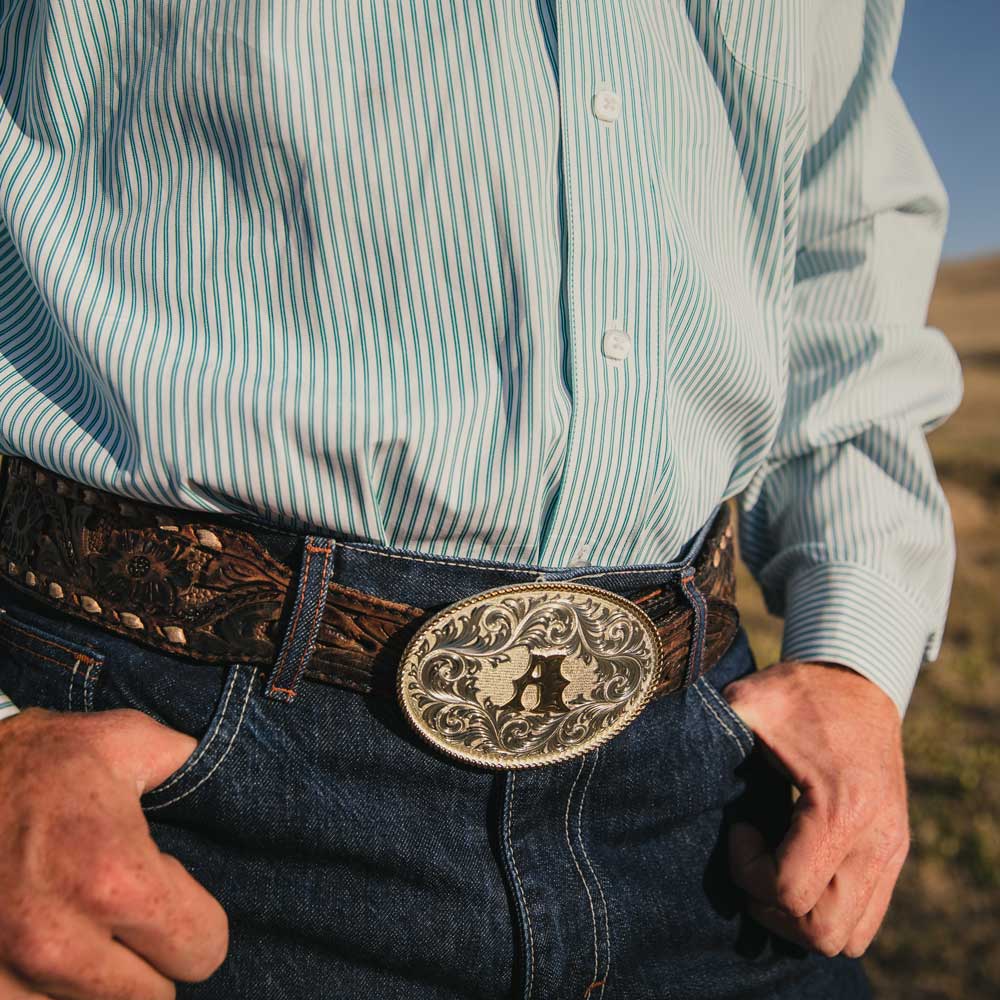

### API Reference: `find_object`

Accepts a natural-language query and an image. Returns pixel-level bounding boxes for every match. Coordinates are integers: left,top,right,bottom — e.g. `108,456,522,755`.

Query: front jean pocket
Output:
694,674,756,767
88,651,259,813
0,595,259,809
0,603,106,713
140,663,257,812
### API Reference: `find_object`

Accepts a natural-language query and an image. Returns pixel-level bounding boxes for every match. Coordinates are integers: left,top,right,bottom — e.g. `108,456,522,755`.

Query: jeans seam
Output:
0,615,101,666
699,676,755,747
565,757,600,991
335,544,701,579
337,542,533,574
505,773,535,1000
0,633,87,672
578,750,610,998
695,678,753,755
67,657,82,711
145,668,254,811
82,659,99,713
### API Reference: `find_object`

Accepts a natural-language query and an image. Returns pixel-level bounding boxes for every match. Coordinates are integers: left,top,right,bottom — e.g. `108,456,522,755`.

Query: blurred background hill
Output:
736,251,1000,999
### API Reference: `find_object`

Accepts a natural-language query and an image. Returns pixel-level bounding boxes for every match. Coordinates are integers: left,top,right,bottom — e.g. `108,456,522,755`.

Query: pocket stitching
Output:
145,665,242,797
695,677,754,757
716,0,803,91
0,607,105,720
68,657,84,712
82,658,101,713
0,607,104,671
0,631,91,674
0,615,101,668
144,667,254,812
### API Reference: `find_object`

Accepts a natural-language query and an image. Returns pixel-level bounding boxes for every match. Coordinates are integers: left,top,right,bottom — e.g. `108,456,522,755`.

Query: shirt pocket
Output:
715,0,811,93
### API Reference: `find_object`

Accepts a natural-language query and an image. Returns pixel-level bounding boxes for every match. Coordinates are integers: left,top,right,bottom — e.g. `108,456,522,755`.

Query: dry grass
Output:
735,253,1000,998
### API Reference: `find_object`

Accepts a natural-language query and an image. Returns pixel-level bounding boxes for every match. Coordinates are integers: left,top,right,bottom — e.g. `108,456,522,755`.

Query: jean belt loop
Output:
678,564,707,689
264,535,337,702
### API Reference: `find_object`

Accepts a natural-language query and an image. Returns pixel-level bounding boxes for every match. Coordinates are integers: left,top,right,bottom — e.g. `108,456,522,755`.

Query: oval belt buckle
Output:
397,582,662,769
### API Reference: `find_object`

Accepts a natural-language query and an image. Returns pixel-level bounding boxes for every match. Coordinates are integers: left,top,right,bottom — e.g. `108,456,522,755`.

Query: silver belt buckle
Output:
397,582,662,769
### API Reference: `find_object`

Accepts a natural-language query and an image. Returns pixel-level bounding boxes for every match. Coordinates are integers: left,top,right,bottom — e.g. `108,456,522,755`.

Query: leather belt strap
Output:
0,458,740,701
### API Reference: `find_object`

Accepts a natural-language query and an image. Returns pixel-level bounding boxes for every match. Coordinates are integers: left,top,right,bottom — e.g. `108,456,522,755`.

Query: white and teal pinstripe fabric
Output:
0,690,16,721
0,0,962,714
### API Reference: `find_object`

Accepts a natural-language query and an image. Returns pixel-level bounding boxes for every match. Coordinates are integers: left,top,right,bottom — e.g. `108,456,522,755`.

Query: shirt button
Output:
602,322,631,362
568,545,591,567
592,85,622,125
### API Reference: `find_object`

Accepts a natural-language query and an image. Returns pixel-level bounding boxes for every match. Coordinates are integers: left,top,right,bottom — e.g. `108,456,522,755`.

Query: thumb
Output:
729,820,780,904
86,708,198,794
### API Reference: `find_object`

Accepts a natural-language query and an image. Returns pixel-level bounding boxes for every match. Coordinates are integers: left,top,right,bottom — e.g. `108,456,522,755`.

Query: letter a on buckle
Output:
397,583,662,769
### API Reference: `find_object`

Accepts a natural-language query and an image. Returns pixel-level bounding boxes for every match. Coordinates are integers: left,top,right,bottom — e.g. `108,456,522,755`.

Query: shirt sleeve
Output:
737,0,963,717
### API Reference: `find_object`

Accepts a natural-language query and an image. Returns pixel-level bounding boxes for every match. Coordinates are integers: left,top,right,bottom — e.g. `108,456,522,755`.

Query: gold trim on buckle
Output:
397,582,661,769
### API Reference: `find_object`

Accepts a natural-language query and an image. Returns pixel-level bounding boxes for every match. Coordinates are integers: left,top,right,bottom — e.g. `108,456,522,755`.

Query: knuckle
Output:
815,936,846,959
174,938,228,983
9,920,71,982
198,908,230,977
875,816,910,865
886,813,908,846
841,785,874,831
872,828,897,864
843,936,871,959
162,891,229,980
775,879,811,918
896,821,912,856
721,678,746,706
81,853,145,917
810,925,849,958
803,913,849,958
184,937,229,982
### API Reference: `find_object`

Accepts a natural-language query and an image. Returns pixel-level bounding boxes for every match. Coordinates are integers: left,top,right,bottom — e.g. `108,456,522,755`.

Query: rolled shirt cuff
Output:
780,562,939,718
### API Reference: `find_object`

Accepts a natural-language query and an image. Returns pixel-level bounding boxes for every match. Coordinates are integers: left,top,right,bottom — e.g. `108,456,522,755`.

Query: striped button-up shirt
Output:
0,0,962,716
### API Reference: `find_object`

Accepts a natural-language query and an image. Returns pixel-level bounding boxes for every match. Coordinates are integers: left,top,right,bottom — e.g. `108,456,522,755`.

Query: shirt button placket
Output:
592,82,622,125
602,319,631,364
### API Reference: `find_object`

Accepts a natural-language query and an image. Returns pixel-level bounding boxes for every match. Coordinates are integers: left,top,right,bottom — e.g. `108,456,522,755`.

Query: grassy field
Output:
735,253,1000,998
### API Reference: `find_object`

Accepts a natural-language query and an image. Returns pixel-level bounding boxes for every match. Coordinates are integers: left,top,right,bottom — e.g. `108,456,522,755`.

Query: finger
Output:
770,789,855,916
730,823,871,955
744,899,814,951
111,853,229,983
10,915,174,1000
0,965,49,999
88,709,198,793
729,821,780,903
778,873,869,957
746,831,905,958
750,868,878,958
844,838,909,958
786,830,893,954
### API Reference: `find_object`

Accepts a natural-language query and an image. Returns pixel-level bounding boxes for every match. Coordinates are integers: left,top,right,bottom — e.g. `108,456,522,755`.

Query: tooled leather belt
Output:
0,457,740,768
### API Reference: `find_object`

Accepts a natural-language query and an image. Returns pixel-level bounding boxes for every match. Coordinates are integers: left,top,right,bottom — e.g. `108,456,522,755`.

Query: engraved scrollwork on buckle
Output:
397,583,662,769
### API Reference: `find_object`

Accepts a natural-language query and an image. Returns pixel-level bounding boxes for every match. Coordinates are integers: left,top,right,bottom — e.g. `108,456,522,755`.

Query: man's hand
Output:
721,660,909,958
0,707,229,999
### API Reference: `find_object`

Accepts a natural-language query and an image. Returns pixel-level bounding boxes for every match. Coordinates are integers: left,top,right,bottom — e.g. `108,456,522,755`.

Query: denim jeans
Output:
0,514,871,999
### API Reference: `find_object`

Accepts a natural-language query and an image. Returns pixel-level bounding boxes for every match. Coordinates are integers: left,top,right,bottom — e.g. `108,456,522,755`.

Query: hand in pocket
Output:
0,707,229,998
